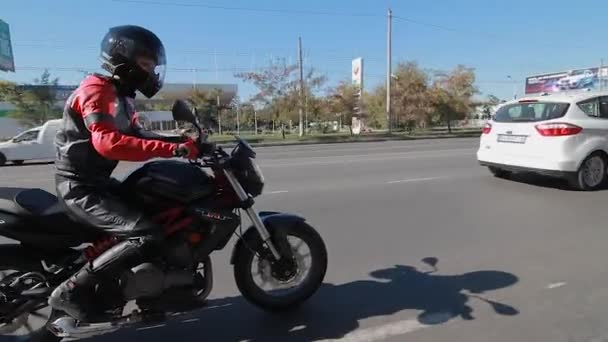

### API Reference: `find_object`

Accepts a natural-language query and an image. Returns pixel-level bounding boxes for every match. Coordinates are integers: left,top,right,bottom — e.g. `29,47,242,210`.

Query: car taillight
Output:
535,122,582,136
482,123,492,134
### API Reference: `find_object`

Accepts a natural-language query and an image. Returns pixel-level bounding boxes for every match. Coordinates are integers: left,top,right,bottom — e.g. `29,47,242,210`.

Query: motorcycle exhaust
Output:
49,308,184,339
48,316,122,339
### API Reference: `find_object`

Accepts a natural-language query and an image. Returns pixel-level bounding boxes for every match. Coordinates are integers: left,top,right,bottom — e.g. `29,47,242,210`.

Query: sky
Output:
1,0,608,102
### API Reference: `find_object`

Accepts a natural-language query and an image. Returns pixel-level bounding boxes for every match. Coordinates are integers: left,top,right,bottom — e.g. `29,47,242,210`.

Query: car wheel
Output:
0,153,6,166
488,166,511,179
570,152,608,191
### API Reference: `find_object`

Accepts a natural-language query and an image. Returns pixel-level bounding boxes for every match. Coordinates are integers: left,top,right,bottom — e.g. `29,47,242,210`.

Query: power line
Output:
112,0,581,50
111,0,382,18
9,65,517,85
13,43,384,64
392,15,584,50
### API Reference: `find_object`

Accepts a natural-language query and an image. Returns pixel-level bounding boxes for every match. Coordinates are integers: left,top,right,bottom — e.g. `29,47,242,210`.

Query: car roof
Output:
505,90,608,105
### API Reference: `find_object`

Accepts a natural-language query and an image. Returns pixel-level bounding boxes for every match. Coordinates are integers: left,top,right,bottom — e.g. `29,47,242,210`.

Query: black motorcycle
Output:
0,100,328,341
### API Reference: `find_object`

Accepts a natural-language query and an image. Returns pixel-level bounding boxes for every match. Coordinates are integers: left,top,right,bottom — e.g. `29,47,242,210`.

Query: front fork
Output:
223,170,282,260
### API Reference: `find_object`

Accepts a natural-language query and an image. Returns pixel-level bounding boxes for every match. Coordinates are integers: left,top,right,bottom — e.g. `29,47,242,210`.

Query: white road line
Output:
318,312,452,342
546,282,566,289
181,318,200,323
386,177,446,184
136,324,166,331
268,190,289,194
289,325,306,332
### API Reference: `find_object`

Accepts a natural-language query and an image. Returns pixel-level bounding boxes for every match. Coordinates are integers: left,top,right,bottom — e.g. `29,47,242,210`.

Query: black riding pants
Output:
55,174,159,237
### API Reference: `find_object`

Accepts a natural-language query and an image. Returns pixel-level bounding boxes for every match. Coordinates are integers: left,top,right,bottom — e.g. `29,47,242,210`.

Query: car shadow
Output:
500,172,576,191
0,161,53,168
501,172,608,191
90,259,519,342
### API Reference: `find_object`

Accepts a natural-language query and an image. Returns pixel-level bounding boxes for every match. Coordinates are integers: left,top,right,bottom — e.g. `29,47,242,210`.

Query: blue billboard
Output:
0,19,14,72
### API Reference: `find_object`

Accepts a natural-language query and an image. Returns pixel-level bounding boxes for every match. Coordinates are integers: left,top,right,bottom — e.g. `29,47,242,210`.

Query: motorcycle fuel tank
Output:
122,160,215,205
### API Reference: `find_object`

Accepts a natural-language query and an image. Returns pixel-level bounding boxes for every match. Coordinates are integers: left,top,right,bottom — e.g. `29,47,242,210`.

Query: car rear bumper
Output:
477,148,579,171
478,161,576,178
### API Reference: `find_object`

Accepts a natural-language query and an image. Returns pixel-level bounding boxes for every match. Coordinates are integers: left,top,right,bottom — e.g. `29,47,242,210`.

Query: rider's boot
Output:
48,238,149,322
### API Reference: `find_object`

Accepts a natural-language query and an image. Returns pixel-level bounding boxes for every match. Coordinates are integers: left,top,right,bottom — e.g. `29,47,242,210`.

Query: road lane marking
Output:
318,312,452,342
268,190,289,194
181,318,200,323
136,324,166,331
546,282,566,289
386,177,446,184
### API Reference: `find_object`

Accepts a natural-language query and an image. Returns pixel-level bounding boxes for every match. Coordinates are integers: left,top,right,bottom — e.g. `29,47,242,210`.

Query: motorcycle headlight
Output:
251,159,265,184
236,158,265,197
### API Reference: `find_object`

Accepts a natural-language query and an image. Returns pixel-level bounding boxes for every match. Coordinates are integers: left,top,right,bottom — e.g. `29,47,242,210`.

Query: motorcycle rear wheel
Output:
233,222,327,312
0,247,59,342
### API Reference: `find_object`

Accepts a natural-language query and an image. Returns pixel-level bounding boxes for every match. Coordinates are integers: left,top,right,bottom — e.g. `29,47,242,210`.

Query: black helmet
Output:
100,25,166,98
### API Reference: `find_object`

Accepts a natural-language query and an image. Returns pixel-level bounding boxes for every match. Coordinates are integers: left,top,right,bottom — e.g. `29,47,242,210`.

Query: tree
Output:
326,80,359,135
391,62,433,130
187,88,224,130
238,101,257,131
0,70,61,127
481,94,501,119
363,86,387,129
235,58,326,136
430,65,478,133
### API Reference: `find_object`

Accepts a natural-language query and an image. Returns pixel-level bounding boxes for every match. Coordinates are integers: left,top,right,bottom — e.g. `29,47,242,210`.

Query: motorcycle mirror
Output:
421,257,438,269
172,100,197,124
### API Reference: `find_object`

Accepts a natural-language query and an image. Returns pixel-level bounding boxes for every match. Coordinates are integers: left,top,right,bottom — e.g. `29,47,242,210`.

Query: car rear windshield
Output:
494,102,570,123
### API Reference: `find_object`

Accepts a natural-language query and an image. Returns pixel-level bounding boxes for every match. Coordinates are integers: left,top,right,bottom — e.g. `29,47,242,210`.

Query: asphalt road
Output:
3,138,608,342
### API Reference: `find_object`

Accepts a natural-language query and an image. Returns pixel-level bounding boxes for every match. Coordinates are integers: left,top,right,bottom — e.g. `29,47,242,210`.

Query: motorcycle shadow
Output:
90,259,519,342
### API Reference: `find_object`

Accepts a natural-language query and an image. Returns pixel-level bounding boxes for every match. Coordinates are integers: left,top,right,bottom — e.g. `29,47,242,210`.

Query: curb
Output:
217,132,481,148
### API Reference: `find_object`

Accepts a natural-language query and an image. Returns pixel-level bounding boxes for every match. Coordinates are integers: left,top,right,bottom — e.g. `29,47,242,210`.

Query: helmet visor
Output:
135,49,166,97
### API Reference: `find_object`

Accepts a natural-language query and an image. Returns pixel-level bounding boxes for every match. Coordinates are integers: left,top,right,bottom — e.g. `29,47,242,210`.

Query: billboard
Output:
525,67,608,94
0,20,14,72
351,57,363,90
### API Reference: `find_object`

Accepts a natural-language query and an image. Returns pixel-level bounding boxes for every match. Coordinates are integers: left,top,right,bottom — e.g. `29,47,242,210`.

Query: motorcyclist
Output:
49,25,213,322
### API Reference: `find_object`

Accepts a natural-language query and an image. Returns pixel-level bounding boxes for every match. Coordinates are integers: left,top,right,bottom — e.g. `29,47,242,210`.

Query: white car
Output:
0,119,61,166
477,91,608,190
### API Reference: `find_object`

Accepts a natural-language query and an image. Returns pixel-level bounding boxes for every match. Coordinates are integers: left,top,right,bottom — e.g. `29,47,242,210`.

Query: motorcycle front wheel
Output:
233,222,328,312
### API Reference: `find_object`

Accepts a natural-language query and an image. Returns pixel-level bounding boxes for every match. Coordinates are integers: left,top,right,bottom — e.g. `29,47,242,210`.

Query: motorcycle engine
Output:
120,234,203,301
121,263,194,301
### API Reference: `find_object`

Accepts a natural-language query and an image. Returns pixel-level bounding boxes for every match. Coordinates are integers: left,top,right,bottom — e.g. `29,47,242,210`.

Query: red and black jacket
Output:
55,74,177,182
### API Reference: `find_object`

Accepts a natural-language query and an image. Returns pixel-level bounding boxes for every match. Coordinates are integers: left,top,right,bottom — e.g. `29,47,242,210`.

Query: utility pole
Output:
305,95,309,135
254,109,258,135
386,8,392,134
236,103,240,136
298,36,305,137
216,95,222,135
601,59,605,92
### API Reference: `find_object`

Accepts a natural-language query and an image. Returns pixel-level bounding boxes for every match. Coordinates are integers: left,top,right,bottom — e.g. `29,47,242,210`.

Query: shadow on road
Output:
94,259,519,342
0,161,53,168
495,172,582,191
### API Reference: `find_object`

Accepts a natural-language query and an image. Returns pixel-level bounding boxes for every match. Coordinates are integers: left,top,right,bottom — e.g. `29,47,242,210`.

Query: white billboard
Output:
352,57,363,90
525,66,608,94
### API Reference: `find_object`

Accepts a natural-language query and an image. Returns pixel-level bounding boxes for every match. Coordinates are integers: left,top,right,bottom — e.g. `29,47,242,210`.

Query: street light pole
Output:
386,8,393,133
507,75,516,99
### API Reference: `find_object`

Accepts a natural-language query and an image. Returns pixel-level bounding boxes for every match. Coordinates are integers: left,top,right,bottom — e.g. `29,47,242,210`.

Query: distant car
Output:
0,119,61,166
557,70,596,89
477,91,608,190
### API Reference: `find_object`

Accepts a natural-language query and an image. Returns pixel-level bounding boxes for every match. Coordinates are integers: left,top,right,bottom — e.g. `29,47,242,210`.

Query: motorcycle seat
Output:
0,188,103,247
0,187,65,217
